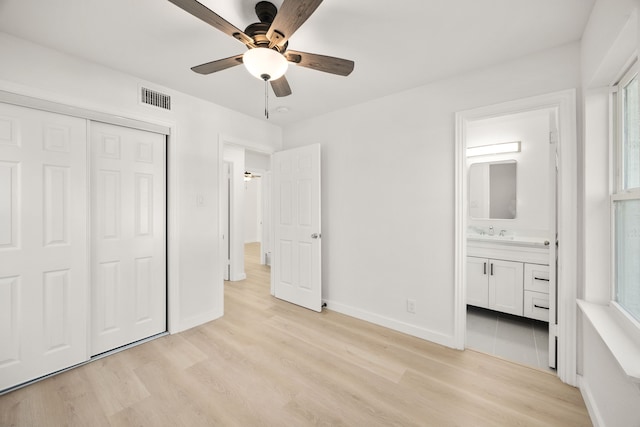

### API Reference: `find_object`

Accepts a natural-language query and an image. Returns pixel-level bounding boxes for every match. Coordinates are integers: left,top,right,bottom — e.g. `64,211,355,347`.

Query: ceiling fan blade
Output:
168,0,254,46
266,0,323,49
285,50,354,76
191,54,244,75
270,76,292,97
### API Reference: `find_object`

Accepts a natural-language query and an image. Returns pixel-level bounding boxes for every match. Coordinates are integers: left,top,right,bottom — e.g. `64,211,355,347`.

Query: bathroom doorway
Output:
464,108,556,371
454,90,578,385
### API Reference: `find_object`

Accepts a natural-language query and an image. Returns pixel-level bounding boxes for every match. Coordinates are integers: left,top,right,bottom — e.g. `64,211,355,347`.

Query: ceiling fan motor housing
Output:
245,2,287,52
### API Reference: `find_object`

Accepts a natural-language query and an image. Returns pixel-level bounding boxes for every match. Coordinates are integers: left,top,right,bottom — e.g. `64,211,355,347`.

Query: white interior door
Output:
0,103,88,390
272,144,322,312
90,122,166,356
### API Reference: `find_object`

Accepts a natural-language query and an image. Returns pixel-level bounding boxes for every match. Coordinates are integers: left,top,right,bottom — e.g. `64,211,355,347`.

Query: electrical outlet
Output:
407,299,416,314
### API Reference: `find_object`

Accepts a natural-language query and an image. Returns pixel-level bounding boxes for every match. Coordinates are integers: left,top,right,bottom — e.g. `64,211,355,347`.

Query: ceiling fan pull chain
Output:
264,79,269,119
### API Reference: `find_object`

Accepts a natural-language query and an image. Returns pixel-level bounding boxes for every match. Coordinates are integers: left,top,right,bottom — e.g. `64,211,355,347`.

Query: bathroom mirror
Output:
468,160,517,219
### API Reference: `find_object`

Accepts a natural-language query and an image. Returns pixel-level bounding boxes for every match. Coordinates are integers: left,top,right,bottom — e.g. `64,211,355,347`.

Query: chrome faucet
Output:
488,226,494,236
499,229,506,237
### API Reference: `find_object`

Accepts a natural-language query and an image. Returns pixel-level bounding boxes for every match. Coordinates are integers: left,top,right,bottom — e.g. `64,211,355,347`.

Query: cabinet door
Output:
467,257,489,308
488,259,524,316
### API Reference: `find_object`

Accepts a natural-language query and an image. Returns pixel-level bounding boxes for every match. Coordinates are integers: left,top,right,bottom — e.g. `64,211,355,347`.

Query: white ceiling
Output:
0,0,595,126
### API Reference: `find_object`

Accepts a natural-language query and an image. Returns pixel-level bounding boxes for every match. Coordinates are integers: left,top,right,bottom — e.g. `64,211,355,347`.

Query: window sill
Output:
578,300,640,383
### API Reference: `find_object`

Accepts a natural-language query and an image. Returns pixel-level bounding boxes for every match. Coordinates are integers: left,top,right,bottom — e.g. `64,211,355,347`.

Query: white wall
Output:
244,178,261,243
244,150,269,245
580,1,640,425
245,150,271,171
283,42,581,346
467,109,552,236
0,32,282,331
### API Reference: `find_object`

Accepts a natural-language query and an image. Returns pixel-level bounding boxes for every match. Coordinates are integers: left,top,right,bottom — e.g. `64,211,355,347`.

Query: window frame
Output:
611,59,640,330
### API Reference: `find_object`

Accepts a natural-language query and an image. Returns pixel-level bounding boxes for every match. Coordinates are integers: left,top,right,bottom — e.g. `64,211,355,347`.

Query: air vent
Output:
140,87,171,110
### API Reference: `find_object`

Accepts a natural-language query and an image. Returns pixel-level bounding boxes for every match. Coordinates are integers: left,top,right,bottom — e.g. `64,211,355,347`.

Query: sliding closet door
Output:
90,122,166,356
0,103,88,391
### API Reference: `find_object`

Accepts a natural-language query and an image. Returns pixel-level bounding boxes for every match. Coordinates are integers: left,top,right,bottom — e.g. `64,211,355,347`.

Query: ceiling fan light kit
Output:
168,0,354,118
243,47,288,81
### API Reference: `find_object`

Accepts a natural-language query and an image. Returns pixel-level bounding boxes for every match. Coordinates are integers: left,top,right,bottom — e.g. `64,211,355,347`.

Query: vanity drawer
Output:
524,263,549,293
524,290,549,322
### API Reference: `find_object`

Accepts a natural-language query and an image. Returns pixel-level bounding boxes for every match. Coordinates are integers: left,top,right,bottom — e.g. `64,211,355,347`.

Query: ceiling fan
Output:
168,0,355,99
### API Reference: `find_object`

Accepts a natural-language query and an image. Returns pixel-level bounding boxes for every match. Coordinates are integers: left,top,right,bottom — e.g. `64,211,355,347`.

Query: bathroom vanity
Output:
467,235,550,322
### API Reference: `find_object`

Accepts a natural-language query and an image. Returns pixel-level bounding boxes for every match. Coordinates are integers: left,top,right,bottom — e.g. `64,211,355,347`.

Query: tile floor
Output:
466,305,554,372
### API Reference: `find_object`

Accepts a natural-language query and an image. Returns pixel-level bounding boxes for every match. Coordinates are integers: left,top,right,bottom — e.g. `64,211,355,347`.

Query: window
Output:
613,62,640,323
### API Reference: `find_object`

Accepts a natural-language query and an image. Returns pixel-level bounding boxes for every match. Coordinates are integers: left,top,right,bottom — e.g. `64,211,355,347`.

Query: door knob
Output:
311,233,321,239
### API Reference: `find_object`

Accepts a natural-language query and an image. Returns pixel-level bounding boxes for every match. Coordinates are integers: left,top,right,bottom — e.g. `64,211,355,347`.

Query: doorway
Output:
222,144,272,284
219,140,323,313
454,90,578,386
464,108,556,371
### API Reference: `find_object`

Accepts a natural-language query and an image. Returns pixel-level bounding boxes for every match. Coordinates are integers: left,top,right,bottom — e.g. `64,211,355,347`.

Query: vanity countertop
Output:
466,234,550,248
467,234,550,264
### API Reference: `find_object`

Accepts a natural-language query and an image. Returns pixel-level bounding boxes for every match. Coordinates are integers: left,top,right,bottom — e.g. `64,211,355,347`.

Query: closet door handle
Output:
483,262,487,275
490,263,494,276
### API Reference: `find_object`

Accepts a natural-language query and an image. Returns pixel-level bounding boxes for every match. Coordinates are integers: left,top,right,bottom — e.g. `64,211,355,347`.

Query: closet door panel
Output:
0,103,87,391
90,122,166,356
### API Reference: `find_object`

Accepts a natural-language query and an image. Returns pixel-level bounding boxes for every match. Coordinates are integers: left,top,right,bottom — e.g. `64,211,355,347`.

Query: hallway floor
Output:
466,305,553,372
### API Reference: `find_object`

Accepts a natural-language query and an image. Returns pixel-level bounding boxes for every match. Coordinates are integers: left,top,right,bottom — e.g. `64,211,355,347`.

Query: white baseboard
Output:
177,309,222,333
578,374,603,427
325,300,456,349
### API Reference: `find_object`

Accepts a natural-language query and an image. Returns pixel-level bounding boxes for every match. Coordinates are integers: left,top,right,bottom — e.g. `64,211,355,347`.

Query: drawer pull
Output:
534,277,550,282
534,304,549,310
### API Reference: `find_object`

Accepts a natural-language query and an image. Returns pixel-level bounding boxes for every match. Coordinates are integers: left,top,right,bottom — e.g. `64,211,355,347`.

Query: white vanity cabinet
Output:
467,238,550,320
467,257,524,316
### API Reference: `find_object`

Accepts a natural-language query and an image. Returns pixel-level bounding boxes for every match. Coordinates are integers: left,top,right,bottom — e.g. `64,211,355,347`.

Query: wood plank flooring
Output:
0,243,592,426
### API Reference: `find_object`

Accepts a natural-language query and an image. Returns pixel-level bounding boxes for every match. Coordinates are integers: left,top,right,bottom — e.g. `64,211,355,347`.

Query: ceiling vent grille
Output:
140,87,171,110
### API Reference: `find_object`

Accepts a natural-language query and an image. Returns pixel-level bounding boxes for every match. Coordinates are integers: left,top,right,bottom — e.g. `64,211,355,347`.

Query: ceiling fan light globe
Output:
243,47,288,81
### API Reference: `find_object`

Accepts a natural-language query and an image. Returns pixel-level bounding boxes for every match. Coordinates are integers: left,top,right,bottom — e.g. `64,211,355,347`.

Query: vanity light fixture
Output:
466,141,521,157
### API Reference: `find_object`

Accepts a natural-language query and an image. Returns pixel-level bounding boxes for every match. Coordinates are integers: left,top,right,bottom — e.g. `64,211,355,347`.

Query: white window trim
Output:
611,61,640,324
579,59,640,384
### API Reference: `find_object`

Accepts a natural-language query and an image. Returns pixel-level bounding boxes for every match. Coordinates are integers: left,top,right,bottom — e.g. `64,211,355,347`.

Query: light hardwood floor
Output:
0,243,592,426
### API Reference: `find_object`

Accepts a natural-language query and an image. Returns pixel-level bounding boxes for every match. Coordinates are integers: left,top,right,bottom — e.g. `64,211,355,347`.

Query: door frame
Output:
454,89,577,386
0,89,181,335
